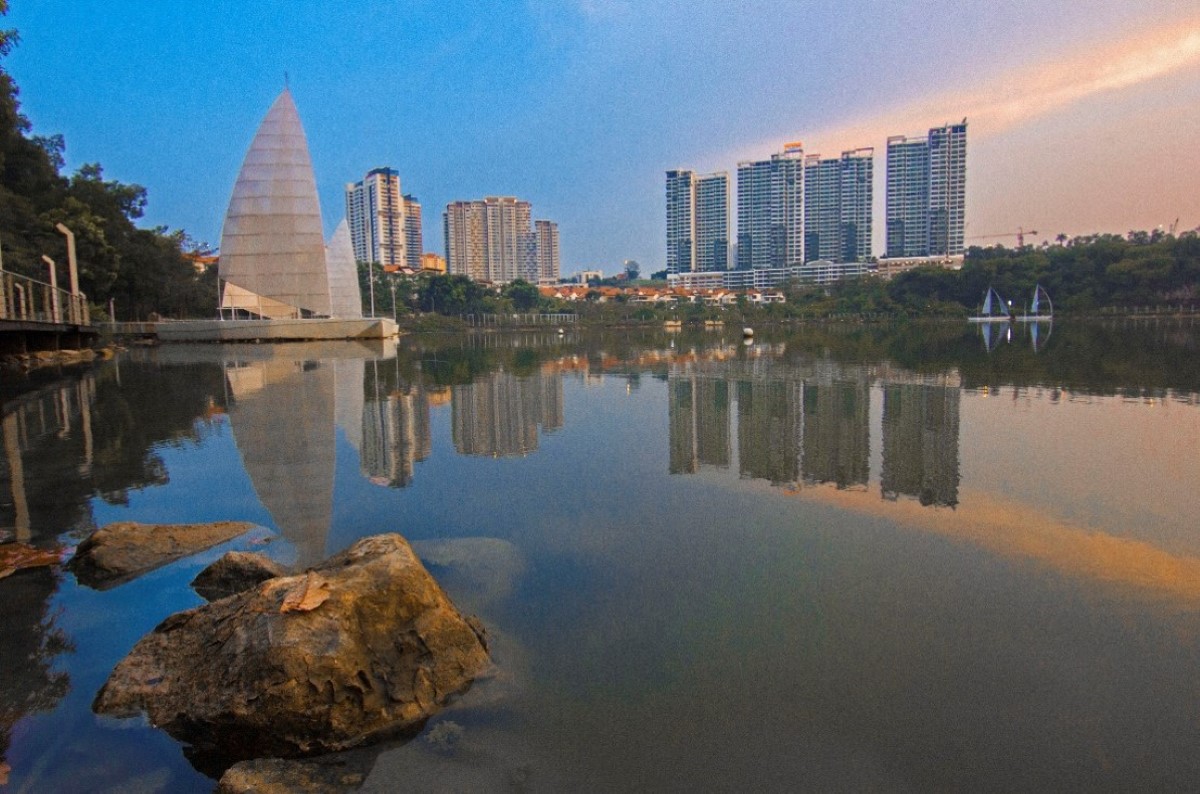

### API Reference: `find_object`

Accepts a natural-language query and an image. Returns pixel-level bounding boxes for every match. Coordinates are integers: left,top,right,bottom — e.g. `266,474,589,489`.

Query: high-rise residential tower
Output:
804,148,874,263
484,197,532,283
885,121,966,258
802,154,839,263
665,170,695,276
534,219,560,283
443,197,542,283
345,168,406,266
443,201,488,281
928,122,967,256
839,148,874,263
737,143,804,270
694,172,730,272
402,194,423,270
665,170,730,274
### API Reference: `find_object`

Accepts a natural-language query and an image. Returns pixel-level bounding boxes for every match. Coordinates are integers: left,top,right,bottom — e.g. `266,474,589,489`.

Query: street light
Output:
40,255,60,322
367,261,376,317
55,223,80,296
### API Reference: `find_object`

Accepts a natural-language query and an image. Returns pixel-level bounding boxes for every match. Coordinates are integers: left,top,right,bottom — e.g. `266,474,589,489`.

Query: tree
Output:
502,279,541,311
418,274,489,315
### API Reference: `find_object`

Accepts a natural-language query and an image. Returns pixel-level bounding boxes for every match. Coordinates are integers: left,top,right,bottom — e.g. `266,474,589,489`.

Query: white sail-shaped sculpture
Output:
219,89,331,319
326,219,363,319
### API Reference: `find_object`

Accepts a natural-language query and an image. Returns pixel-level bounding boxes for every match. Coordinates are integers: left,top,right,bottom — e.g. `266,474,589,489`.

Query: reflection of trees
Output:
0,567,71,770
773,321,1200,398
1,360,227,543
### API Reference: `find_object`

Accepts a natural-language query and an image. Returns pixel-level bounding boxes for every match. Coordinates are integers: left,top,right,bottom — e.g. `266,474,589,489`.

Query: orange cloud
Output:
728,17,1200,161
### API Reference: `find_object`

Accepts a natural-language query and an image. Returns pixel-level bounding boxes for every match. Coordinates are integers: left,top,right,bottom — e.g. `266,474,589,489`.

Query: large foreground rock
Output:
93,534,491,759
67,521,257,589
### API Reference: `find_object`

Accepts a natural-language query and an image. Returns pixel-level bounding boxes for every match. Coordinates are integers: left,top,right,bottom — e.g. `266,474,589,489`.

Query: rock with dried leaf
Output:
68,521,257,589
92,534,490,759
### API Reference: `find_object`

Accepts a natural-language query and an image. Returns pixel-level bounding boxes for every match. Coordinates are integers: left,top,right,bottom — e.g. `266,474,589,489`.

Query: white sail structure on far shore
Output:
218,88,334,319
326,219,363,319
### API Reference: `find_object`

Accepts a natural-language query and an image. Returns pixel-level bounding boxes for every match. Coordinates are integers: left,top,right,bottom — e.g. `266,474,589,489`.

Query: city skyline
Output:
6,2,1199,275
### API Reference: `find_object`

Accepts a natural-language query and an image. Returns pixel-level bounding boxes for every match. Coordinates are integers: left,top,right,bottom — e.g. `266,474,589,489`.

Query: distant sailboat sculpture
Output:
968,286,1011,323
1017,284,1053,322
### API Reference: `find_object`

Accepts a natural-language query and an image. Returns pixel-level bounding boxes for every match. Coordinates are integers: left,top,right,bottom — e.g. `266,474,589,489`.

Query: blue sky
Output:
7,1,1200,275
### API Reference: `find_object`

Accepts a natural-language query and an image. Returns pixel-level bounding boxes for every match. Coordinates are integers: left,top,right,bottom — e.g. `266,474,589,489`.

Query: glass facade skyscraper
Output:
666,170,730,274
886,122,966,257
737,143,803,270
665,170,695,276
804,148,873,263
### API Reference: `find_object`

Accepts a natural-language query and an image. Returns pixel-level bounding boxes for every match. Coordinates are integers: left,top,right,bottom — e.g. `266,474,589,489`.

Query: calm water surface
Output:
2,321,1200,791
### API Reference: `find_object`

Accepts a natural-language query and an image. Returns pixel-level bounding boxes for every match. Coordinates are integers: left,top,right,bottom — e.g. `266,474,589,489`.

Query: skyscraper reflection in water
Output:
881,383,961,507
667,356,959,507
451,365,564,458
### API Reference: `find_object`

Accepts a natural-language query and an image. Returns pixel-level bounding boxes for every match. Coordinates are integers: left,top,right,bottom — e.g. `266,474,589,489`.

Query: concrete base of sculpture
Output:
155,318,398,343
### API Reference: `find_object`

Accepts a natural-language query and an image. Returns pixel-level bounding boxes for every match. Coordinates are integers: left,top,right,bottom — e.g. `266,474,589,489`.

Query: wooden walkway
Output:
0,270,97,355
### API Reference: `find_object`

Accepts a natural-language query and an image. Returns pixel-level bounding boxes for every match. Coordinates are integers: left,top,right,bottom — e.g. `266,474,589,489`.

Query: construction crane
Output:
967,227,1039,247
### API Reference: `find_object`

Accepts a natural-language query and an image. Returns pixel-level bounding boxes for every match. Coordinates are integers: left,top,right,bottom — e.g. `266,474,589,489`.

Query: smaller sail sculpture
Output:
326,220,363,319
969,286,1011,323
1017,284,1053,322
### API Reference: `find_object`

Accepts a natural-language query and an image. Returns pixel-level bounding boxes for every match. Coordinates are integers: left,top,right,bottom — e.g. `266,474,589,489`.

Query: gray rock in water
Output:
67,521,258,590
93,534,491,760
192,551,288,601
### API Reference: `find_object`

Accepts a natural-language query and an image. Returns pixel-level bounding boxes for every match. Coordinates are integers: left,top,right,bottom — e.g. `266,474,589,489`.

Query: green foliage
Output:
0,13,214,318
881,233,1200,316
416,273,492,315
501,279,541,311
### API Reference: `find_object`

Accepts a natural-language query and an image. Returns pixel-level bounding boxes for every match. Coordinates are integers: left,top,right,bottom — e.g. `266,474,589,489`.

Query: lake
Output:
3,319,1200,791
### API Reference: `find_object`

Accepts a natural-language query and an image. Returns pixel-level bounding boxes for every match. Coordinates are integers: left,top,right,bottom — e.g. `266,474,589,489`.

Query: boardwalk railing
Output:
461,312,578,327
0,270,88,325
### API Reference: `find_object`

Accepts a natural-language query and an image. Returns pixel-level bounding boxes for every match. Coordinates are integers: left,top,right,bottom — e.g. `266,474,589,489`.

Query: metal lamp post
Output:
367,261,376,318
55,223,80,323
40,255,59,323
